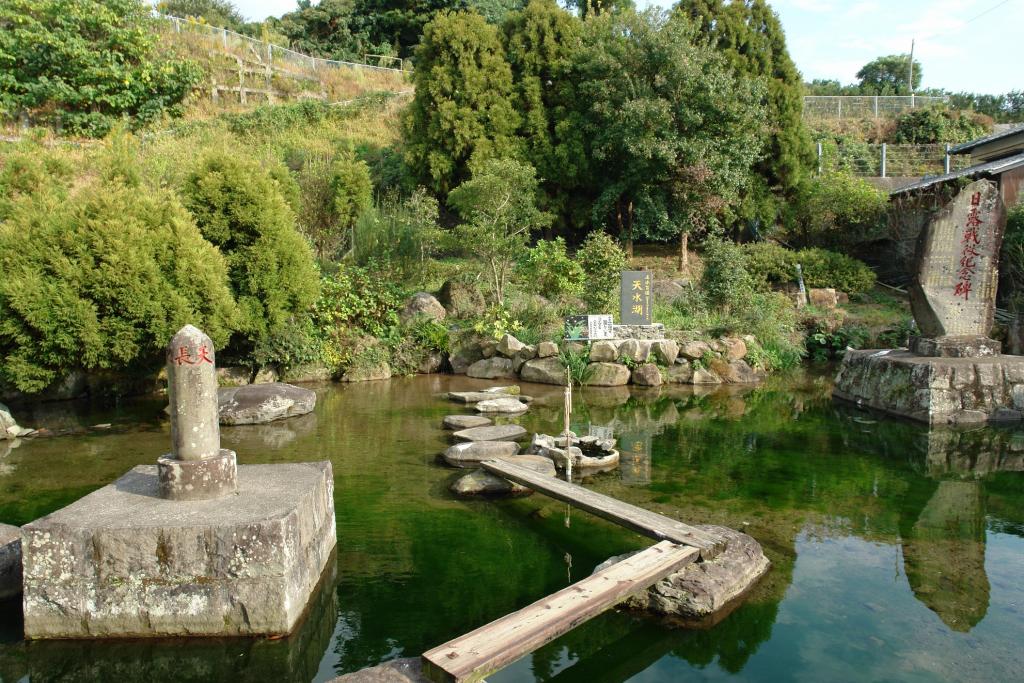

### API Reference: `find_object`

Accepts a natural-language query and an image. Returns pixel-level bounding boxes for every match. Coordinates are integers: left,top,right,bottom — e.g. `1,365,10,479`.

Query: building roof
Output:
948,124,1024,155
889,151,1024,196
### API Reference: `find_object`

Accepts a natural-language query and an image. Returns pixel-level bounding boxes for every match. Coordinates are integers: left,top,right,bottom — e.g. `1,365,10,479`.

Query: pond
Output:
1,369,1023,682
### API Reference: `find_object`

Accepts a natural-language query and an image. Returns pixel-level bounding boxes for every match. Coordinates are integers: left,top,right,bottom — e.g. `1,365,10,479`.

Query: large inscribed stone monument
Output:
908,179,1006,357
834,179,1024,425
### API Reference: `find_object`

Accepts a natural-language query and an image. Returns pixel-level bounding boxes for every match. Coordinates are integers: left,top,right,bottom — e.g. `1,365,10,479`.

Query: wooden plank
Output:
422,541,698,683
481,459,725,558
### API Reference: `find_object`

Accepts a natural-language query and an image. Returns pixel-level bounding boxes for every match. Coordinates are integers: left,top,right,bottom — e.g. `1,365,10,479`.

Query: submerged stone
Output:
449,456,557,497
442,415,492,430
442,440,519,468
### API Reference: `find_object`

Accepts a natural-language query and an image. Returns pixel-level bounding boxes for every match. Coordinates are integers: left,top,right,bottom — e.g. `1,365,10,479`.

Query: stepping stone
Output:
475,397,528,414
448,391,510,403
442,441,519,468
482,385,520,395
443,415,493,430
452,424,528,443
450,455,557,497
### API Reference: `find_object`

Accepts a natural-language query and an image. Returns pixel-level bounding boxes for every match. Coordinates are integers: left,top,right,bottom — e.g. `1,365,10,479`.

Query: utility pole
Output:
908,39,915,106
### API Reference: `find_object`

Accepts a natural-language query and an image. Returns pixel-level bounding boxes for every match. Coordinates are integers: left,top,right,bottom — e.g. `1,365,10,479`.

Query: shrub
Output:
1003,204,1024,311
296,149,372,261
0,0,204,136
791,172,888,250
0,175,237,393
559,347,592,386
700,237,753,313
576,231,629,312
0,144,75,219
516,238,585,301
744,242,876,294
892,107,991,144
181,153,320,355
352,188,443,285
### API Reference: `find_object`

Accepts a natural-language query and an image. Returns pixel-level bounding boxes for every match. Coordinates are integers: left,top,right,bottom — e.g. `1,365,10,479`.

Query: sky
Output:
227,0,1023,94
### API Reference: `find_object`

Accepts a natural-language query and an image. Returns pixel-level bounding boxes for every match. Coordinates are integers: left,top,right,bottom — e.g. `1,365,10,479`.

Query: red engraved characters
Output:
954,192,984,300
172,344,214,365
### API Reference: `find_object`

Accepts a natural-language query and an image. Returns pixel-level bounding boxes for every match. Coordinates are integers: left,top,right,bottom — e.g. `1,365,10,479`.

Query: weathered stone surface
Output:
495,333,525,357
680,340,711,361
167,325,220,461
330,657,428,683
475,397,528,413
442,440,519,468
450,456,556,497
613,323,666,340
0,523,22,600
519,345,537,361
253,366,279,384
910,179,1005,341
652,279,686,301
448,390,519,403
442,415,492,430
724,360,760,384
481,342,497,359
834,349,1024,424
218,383,316,425
519,357,567,385
482,385,521,395
597,525,769,623
589,340,620,363
584,362,631,387
341,361,391,383
618,339,651,363
280,363,333,383
808,288,839,309
22,462,337,638
449,345,483,375
536,341,559,358
631,363,663,387
157,448,238,501
652,340,679,366
910,334,1001,358
418,352,445,374
664,362,692,384
216,367,251,387
721,337,747,361
452,424,528,442
466,357,516,380
692,367,722,385
400,292,446,323
0,402,18,441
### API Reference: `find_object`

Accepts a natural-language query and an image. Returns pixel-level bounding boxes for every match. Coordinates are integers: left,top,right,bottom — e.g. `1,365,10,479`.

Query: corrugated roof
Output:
889,151,1024,196
949,124,1024,154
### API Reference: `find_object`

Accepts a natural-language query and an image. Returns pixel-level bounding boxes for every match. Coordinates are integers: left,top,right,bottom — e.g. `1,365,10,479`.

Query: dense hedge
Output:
744,242,876,294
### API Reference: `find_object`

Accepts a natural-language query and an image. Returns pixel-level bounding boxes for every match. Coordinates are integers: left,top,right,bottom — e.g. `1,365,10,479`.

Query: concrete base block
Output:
157,448,238,501
22,462,336,639
910,335,1002,358
833,349,1024,424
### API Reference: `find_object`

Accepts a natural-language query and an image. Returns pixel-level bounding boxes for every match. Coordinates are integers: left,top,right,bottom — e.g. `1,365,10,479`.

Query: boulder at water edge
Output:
0,523,22,600
584,363,631,387
519,357,566,385
466,358,516,380
595,524,769,625
217,383,316,425
400,292,446,323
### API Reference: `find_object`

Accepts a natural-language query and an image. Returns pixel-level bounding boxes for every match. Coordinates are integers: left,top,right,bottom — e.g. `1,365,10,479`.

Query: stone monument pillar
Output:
908,179,1006,358
833,179,1024,425
157,325,237,501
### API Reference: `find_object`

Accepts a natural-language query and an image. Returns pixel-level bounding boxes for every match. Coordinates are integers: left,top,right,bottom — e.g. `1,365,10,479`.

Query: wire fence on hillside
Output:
153,12,409,74
818,142,973,178
804,95,949,120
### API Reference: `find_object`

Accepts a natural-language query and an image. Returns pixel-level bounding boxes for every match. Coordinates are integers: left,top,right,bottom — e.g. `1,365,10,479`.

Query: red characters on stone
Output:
954,193,984,301
172,344,214,365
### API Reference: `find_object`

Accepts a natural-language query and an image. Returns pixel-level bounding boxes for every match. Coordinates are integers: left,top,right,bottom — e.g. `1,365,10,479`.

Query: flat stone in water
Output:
218,383,316,425
475,397,528,413
442,440,519,468
449,455,557,497
442,415,492,430
330,657,427,682
448,391,515,403
452,424,528,442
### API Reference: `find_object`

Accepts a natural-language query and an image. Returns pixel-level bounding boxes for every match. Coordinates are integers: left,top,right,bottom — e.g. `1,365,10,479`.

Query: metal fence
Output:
803,95,949,120
153,12,408,74
817,142,974,178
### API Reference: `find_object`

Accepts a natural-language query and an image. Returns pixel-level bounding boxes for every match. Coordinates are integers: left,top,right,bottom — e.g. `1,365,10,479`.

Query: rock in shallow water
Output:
330,657,427,682
217,383,316,425
594,524,769,624
449,455,557,497
442,440,519,468
452,424,528,442
475,397,528,413
466,357,516,380
0,523,22,600
442,415,492,430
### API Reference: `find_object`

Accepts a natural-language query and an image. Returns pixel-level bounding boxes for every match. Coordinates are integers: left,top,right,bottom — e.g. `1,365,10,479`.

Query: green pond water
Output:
1,369,1023,682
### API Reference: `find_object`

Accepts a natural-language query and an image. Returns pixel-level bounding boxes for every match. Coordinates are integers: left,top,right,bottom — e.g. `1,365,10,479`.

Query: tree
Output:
856,54,921,95
503,0,587,231
157,0,246,30
447,158,552,306
354,0,469,57
571,9,764,260
274,0,362,60
403,10,521,194
0,0,203,136
296,149,372,260
471,0,526,23
182,154,320,355
677,0,814,230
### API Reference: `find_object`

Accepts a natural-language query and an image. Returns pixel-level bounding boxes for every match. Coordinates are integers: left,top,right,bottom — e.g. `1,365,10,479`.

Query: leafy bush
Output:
559,347,592,386
352,188,443,285
700,237,753,313
516,238,585,301
181,153,320,355
790,172,888,250
806,322,871,361
576,231,628,312
744,242,876,294
0,173,237,393
0,143,75,219
892,107,991,144
0,0,204,136
1003,204,1024,312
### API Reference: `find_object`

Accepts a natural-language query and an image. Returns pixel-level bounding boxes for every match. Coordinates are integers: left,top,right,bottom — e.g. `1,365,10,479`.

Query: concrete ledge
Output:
22,462,336,639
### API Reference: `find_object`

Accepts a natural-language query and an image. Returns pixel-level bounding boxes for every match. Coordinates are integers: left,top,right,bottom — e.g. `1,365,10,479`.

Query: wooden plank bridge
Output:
421,459,727,682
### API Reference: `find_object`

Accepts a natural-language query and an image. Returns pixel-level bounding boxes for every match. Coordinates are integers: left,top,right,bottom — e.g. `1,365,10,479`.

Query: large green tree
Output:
0,0,203,137
856,54,921,95
676,0,813,227
571,8,765,259
403,10,521,194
